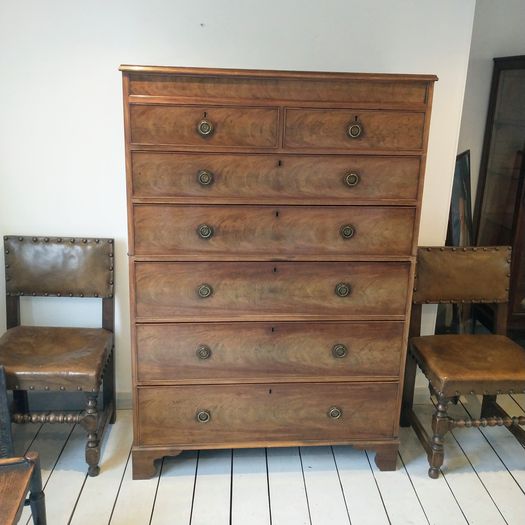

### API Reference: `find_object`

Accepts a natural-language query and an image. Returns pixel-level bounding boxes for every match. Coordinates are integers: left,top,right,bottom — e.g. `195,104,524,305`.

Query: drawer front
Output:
133,205,415,258
131,153,421,204
285,109,425,150
136,321,404,382
134,261,410,321
130,105,279,147
129,73,428,104
137,382,398,445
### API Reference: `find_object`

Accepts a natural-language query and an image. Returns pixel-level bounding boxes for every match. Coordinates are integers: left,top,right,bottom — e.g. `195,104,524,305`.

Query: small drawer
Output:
129,105,279,148
285,109,425,151
131,152,421,204
136,321,404,383
136,382,399,446
134,261,410,321
133,205,416,258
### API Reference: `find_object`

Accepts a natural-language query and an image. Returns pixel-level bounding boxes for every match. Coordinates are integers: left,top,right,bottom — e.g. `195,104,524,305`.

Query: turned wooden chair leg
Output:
480,394,498,418
27,452,46,525
428,395,451,479
103,348,116,425
401,351,417,427
83,393,100,477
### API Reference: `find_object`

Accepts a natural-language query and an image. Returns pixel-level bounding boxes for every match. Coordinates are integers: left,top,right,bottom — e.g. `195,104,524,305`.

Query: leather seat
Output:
0,326,113,392
411,334,525,397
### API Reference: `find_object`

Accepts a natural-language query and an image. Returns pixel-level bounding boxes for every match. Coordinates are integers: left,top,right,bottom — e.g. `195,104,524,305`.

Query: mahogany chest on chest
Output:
120,65,436,479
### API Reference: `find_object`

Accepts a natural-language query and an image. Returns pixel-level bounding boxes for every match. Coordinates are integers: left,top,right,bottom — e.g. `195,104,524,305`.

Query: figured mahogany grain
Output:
285,109,425,151
131,153,420,204
134,261,410,321
130,105,278,147
127,72,428,104
137,382,398,445
136,321,404,382
133,205,415,258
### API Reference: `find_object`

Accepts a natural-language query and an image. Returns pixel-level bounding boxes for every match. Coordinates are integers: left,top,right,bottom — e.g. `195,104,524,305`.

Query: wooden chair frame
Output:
0,365,46,524
2,235,116,476
401,246,525,478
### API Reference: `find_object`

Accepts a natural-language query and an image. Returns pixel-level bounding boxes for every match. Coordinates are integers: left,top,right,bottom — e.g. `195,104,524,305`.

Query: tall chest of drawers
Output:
120,65,436,479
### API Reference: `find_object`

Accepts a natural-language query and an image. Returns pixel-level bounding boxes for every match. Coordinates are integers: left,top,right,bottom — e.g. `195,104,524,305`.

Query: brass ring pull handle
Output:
328,406,343,419
347,120,363,139
332,344,348,358
197,224,214,240
344,172,360,187
196,410,211,423
197,283,213,298
197,170,214,186
197,118,214,137
196,345,212,360
340,224,355,240
335,282,351,297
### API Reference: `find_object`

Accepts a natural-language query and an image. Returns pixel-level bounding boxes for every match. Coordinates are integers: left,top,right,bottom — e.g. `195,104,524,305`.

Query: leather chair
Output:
0,365,46,524
401,246,525,478
0,236,116,476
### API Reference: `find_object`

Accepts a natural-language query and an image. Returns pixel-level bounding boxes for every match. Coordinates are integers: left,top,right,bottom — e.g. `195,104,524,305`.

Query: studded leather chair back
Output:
4,236,114,299
413,246,511,305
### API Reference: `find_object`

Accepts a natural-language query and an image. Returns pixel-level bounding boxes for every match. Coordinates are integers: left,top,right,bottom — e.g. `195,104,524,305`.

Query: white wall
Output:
0,0,475,396
458,0,525,201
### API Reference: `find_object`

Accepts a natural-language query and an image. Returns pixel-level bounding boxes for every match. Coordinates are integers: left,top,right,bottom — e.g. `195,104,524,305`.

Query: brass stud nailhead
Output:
57,292,61,297
44,386,49,391
18,237,23,241
108,239,113,244
32,237,37,242
44,237,49,242
95,239,100,243
70,238,75,243
57,238,62,242
60,386,65,391
82,239,87,243
29,386,34,390
77,386,82,391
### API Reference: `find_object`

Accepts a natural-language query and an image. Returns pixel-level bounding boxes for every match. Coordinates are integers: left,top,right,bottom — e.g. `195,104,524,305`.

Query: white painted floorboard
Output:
9,406,525,525
266,447,310,525
151,451,198,525
231,448,271,525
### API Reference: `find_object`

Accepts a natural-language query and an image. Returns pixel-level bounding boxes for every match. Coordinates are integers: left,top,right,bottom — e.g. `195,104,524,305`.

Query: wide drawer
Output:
136,321,404,383
285,109,425,151
133,205,415,258
134,261,410,321
129,72,429,104
136,382,399,445
131,153,421,204
129,105,279,148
